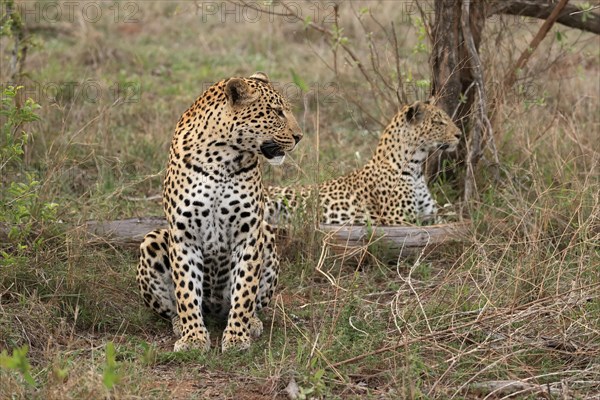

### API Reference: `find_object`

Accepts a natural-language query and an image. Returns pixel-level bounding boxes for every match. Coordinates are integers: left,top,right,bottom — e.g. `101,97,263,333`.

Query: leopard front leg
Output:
169,232,211,353
137,229,176,318
240,222,281,341
136,229,182,338
221,229,266,352
257,222,280,310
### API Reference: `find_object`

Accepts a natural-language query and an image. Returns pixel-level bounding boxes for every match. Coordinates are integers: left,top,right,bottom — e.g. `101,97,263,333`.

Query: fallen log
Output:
319,222,470,258
79,218,471,257
84,217,167,245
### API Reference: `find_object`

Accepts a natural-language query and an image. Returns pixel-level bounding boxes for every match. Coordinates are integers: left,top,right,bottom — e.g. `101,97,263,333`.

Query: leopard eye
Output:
272,107,285,118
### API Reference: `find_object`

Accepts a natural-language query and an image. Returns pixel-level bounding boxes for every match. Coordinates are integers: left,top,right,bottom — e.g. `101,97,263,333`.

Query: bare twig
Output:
414,1,433,42
238,0,388,127
503,0,571,89
391,22,408,105
364,7,401,105
353,7,395,108
332,3,339,75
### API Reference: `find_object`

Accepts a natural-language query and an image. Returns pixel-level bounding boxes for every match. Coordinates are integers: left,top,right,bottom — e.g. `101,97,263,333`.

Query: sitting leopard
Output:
265,100,460,225
137,72,302,352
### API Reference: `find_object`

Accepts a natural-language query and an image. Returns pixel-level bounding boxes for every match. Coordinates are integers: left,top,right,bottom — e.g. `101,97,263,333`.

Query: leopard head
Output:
376,100,462,167
224,72,302,166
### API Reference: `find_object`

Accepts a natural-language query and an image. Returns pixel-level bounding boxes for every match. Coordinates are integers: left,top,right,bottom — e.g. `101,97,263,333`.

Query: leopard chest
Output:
165,163,263,283
400,173,435,217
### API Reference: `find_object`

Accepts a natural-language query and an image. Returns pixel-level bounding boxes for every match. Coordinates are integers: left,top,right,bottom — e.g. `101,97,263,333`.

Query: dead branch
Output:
503,0,571,89
489,0,600,35
489,0,571,165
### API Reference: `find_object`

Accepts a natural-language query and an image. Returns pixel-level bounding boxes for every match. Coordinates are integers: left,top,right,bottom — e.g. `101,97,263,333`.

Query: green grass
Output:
1,1,599,399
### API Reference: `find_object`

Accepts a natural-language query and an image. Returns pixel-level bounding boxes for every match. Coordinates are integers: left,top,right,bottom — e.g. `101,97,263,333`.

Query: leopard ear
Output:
250,71,270,83
425,95,438,105
225,78,258,107
405,101,425,123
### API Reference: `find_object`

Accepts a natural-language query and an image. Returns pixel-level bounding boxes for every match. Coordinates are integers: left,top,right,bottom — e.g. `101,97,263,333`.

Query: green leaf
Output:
290,69,308,93
416,79,431,89
313,368,325,381
0,346,37,386
303,15,312,28
102,342,120,390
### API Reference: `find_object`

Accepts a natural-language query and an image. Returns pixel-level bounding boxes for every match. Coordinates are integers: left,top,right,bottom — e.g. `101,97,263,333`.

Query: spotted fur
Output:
265,101,460,225
137,72,302,352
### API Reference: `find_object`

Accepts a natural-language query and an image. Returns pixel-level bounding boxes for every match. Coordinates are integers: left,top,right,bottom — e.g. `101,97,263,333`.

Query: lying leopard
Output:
265,100,460,225
137,72,302,352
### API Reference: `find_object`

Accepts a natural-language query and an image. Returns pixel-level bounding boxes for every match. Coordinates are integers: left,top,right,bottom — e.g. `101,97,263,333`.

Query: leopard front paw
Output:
172,316,182,338
173,329,210,352
221,329,251,352
248,316,263,338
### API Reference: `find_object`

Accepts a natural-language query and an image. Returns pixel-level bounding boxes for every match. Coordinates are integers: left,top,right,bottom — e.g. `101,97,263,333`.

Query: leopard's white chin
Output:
267,155,285,166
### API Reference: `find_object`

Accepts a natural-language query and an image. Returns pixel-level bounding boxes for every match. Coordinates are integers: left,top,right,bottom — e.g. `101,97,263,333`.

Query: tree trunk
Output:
428,0,486,192
428,0,598,197
431,0,486,130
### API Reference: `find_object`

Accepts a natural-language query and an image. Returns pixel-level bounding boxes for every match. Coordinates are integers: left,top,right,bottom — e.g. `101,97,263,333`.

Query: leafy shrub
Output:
1,86,57,255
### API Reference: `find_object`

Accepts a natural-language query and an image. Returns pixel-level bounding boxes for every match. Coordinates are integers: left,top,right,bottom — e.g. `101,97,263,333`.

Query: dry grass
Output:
1,1,599,399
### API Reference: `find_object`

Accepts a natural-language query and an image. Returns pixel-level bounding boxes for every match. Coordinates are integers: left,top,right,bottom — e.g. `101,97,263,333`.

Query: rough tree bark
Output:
429,0,486,201
429,0,598,201
431,1,486,126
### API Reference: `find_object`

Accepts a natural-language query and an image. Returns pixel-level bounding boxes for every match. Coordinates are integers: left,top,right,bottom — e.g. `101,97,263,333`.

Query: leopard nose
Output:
293,134,302,144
